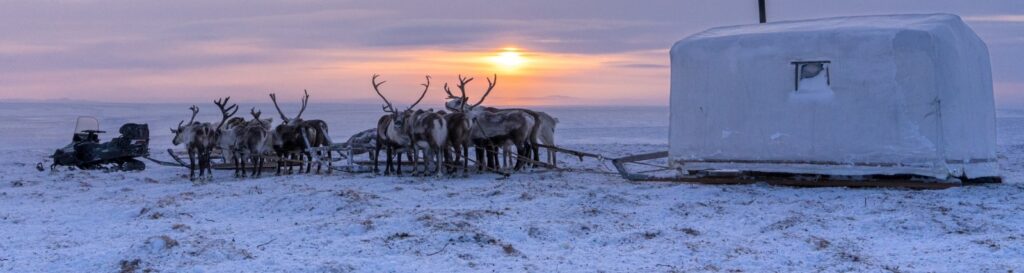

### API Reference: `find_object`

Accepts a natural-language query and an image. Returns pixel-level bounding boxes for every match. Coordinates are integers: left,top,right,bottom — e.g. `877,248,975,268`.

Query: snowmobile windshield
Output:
74,116,100,134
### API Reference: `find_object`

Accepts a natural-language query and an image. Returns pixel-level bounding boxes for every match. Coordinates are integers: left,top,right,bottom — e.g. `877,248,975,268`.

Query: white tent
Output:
668,14,998,181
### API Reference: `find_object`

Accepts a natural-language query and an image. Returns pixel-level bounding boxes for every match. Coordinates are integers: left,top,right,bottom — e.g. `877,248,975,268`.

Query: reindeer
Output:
171,105,217,181
370,74,432,176
405,108,447,176
268,92,305,174
301,119,333,174
374,114,404,175
443,78,558,169
442,83,474,174
237,108,274,177
485,108,558,169
269,90,332,174
211,97,244,177
531,111,558,167
445,74,536,171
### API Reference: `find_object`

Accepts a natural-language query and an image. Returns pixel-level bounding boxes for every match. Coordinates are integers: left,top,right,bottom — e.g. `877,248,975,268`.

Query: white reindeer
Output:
171,105,217,181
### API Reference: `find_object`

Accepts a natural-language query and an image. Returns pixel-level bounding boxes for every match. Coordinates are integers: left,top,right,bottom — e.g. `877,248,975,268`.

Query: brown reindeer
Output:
442,83,474,174
237,108,274,177
301,118,333,174
269,92,303,174
444,77,557,169
269,90,332,174
445,74,536,171
485,107,557,168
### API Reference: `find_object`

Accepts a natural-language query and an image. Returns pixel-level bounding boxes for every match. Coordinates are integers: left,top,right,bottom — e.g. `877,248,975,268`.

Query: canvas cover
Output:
668,14,997,180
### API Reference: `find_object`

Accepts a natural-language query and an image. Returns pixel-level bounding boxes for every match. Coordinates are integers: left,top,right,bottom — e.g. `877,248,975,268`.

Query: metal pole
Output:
759,0,767,23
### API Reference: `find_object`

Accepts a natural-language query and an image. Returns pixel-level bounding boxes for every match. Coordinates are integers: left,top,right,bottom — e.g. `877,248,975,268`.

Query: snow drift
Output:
669,14,998,180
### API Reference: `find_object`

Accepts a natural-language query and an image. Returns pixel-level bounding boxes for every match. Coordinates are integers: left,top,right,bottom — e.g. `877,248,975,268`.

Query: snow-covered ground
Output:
1,102,1022,272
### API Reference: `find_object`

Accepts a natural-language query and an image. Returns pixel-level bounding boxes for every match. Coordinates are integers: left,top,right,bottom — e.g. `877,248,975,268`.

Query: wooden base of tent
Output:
609,151,999,189
639,173,962,189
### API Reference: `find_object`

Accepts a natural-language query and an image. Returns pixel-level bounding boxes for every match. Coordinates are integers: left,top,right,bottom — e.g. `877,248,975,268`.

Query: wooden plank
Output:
611,151,670,181
532,144,602,161
166,148,189,166
144,154,185,168
615,151,669,162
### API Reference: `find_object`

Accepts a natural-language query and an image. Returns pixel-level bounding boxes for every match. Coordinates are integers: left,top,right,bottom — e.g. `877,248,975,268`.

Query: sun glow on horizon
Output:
488,47,527,73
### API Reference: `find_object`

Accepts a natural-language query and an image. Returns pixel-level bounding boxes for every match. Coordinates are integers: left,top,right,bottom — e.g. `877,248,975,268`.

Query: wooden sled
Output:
152,147,375,173
153,148,321,170
610,151,971,189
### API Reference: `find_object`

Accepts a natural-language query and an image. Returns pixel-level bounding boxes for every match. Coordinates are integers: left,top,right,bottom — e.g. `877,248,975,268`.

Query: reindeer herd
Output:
170,74,557,181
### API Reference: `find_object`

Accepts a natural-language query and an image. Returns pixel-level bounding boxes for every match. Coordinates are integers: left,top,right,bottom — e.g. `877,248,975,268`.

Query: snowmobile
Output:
48,116,150,171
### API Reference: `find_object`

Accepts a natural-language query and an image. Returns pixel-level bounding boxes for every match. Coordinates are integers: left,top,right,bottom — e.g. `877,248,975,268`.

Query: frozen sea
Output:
0,102,670,152
0,102,1021,272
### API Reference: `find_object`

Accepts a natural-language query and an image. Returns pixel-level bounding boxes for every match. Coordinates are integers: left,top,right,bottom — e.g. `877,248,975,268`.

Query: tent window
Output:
792,61,831,91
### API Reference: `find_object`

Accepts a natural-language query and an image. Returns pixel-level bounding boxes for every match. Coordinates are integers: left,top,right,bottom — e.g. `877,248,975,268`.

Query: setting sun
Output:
489,48,527,72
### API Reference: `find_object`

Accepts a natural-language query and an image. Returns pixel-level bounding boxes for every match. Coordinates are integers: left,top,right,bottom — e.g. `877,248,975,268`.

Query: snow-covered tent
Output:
669,14,998,181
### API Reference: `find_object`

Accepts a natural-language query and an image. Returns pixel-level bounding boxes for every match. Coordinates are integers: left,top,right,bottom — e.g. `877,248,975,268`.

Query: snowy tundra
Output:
0,102,1021,272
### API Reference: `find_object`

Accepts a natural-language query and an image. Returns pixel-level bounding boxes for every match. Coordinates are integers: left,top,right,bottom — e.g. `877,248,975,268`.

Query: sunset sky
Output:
0,0,1021,107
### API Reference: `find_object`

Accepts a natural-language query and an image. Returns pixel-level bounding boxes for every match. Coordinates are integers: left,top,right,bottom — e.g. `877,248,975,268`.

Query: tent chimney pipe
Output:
759,0,767,23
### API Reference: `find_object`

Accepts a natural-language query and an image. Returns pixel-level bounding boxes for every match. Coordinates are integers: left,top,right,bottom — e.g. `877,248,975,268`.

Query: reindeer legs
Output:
235,151,245,178
435,144,446,176
252,154,262,177
396,147,403,176
304,150,313,174
513,142,530,171
203,148,213,179
374,142,383,174
385,146,392,175
188,147,197,181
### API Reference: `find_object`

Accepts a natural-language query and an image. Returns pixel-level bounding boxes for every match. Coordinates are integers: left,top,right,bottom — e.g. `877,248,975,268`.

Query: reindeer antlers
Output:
268,93,289,122
407,75,431,111
295,90,310,121
372,74,431,113
453,75,473,111
214,97,239,130
443,83,456,98
174,105,200,132
470,74,497,109
450,74,496,110
250,107,262,120
188,105,200,124
371,74,395,113
268,90,311,124
184,105,199,128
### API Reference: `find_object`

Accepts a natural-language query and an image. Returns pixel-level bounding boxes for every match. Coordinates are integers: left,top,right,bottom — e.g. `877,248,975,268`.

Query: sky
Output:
0,0,1021,107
